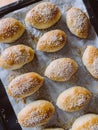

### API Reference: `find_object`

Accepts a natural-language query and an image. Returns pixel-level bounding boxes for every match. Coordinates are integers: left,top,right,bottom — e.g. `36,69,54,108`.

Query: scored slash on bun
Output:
71,114,98,130
82,46,98,79
8,72,44,99
25,2,61,29
45,58,78,82
0,45,34,70
66,7,90,38
0,18,25,43
37,30,67,52
18,100,55,127
56,86,92,112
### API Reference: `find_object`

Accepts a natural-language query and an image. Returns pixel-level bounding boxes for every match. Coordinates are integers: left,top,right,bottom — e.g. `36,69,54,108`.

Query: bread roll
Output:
45,58,78,82
18,100,55,127
82,46,98,78
71,114,98,130
0,18,25,43
44,128,64,130
37,30,67,52
8,72,44,99
66,7,89,38
56,86,92,112
0,45,34,70
25,2,61,29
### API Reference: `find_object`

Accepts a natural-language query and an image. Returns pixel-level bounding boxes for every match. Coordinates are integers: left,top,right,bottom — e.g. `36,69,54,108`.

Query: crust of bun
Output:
66,7,89,38
71,114,98,130
25,2,61,29
0,18,25,43
8,72,44,99
45,58,78,82
82,46,98,78
56,86,92,112
0,45,34,70
18,100,55,127
37,30,67,52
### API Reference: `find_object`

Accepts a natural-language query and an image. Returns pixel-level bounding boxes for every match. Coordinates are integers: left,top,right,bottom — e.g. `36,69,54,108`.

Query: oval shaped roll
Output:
45,58,78,82
0,17,25,43
82,46,98,79
66,7,90,38
8,72,44,99
18,100,55,127
71,114,98,130
44,128,64,130
25,2,61,29
0,45,34,70
37,30,67,52
56,86,92,112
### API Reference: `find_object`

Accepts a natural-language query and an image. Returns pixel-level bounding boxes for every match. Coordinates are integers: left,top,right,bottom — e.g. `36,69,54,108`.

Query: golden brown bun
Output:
66,7,90,38
45,58,78,82
82,46,98,78
56,86,92,112
0,18,25,43
71,114,98,130
37,30,67,52
44,128,64,130
25,2,61,29
8,72,44,99
18,100,55,127
0,45,34,70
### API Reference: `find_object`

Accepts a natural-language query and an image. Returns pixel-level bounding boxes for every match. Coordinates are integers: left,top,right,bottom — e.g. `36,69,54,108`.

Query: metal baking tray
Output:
0,0,98,130
0,0,41,18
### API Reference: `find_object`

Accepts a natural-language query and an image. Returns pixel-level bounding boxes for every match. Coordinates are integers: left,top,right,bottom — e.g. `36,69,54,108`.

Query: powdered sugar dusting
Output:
93,58,98,77
47,33,64,46
76,95,87,106
69,94,87,109
90,125,98,130
22,111,49,127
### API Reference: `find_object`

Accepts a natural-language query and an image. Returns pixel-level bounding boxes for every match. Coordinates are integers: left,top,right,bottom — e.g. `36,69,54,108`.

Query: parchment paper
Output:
0,0,98,130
